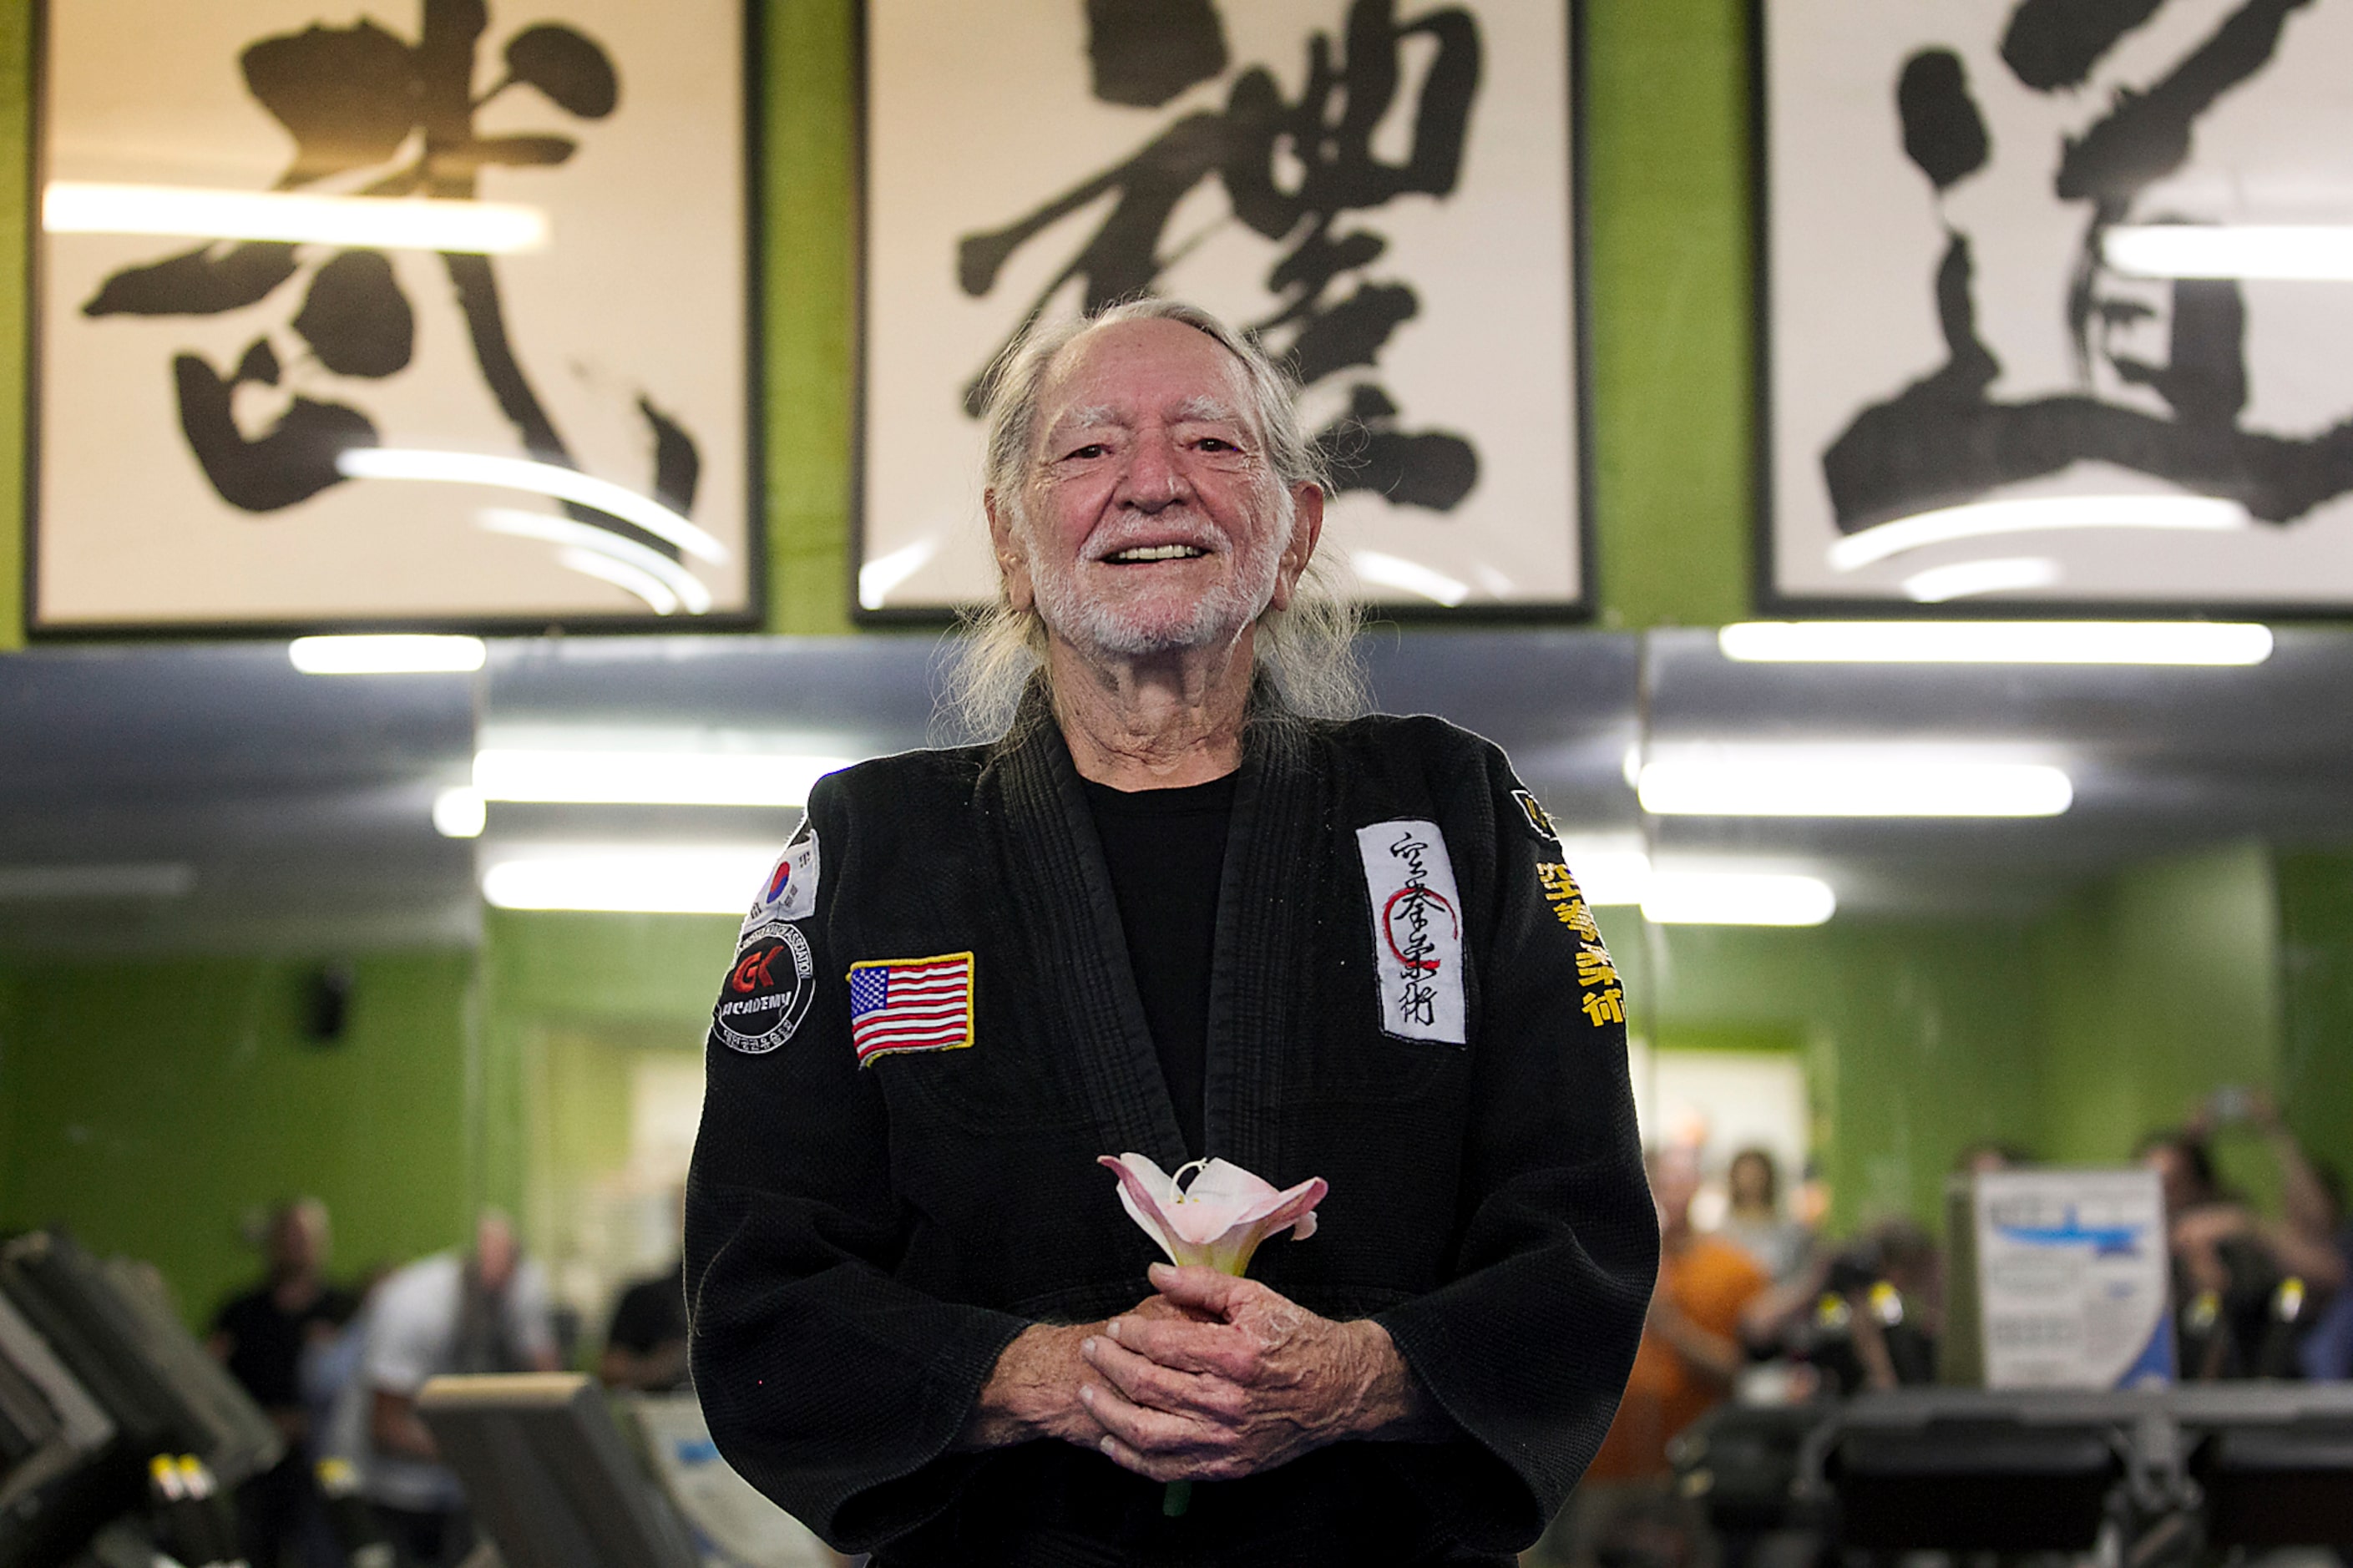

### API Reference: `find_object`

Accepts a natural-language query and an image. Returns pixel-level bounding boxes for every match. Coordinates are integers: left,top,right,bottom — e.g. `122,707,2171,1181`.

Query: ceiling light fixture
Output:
1557,839,1652,907
1827,494,2247,571
1638,756,2072,817
433,787,488,839
1640,872,1835,926
473,748,851,808
1718,620,2273,665
859,538,939,609
1350,550,1470,607
1900,556,2062,603
43,180,547,254
480,845,774,914
478,508,714,615
337,449,729,564
2104,224,2353,282
289,634,488,675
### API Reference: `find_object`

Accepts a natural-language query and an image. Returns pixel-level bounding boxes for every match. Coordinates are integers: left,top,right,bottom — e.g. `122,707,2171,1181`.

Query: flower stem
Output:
1162,1479,1192,1517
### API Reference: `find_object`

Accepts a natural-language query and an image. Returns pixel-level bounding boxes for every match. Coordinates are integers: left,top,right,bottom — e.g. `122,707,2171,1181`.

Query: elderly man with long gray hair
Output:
686,299,1655,1566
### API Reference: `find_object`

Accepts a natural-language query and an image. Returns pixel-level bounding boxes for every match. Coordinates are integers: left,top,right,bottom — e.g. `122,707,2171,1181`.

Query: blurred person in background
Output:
1716,1148,1812,1282
2148,1090,2345,1380
2296,1162,2353,1380
1740,1218,1942,1396
210,1197,357,1568
351,1211,558,1567
1533,1148,1768,1568
600,1209,691,1394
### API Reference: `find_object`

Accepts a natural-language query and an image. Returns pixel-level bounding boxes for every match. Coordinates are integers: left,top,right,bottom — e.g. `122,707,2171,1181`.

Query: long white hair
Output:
941,299,1364,742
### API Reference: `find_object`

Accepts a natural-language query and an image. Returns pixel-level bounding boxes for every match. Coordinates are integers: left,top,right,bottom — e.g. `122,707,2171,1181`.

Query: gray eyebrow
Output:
1172,396,1242,426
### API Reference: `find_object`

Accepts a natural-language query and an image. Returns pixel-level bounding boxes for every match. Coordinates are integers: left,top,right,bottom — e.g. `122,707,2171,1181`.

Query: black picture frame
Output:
852,0,1595,625
24,0,766,639
1753,0,2353,620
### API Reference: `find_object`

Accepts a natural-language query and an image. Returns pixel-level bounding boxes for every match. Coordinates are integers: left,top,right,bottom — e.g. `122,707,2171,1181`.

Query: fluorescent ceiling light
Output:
558,548,682,614
1901,556,2062,603
1558,837,1651,907
289,634,487,675
481,845,774,914
338,449,728,564
434,787,488,839
43,180,546,254
1350,550,1470,607
1638,756,2072,817
0,862,196,901
1828,494,2246,570
473,748,851,808
479,508,713,615
2104,224,2353,281
1641,872,1835,927
1718,620,2272,665
860,538,939,609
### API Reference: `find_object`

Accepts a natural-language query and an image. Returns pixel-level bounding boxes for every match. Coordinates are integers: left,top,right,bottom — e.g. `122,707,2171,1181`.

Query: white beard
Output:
1025,507,1289,660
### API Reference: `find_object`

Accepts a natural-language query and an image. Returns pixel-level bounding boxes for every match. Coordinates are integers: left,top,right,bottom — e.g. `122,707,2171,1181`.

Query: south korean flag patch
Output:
742,821,819,938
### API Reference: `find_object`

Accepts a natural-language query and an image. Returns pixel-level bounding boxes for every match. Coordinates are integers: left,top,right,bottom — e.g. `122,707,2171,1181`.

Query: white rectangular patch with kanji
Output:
1356,819,1467,1044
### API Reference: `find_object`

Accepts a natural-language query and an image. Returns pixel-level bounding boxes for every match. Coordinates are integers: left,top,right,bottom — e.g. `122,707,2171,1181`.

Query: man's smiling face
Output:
993,316,1315,661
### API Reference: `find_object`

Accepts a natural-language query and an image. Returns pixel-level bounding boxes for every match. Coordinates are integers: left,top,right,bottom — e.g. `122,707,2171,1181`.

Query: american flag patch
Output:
847,952,974,1065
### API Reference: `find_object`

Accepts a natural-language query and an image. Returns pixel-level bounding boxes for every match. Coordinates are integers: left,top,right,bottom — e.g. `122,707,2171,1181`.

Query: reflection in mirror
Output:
1629,624,2353,1399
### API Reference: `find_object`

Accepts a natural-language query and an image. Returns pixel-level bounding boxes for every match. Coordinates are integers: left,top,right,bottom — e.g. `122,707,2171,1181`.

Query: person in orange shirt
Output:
1531,1148,1768,1567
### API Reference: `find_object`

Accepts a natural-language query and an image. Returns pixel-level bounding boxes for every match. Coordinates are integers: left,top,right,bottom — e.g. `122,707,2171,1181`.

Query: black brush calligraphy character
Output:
175,351,378,512
293,251,414,378
81,1,699,565
1086,0,1227,108
2000,0,2169,91
1820,0,2353,539
959,0,1482,512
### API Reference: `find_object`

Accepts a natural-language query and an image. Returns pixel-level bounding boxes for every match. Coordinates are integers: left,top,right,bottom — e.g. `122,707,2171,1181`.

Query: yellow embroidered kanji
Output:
1581,986,1626,1026
1575,946,1618,989
1551,898,1599,941
1535,862,1580,902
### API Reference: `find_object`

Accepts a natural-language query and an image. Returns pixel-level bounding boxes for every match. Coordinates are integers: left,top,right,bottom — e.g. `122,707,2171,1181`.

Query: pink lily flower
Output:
1097,1153,1328,1276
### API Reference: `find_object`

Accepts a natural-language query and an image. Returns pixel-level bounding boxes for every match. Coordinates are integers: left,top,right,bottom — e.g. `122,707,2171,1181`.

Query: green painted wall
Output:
0,949,493,1326
1634,916,2046,1234
0,0,1758,647
481,909,735,1262
2031,842,2282,1204
1583,0,1751,629
483,909,740,1026
2273,850,2353,1184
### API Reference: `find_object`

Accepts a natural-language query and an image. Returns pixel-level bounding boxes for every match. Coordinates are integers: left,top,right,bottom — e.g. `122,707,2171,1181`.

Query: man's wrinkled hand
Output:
1074,1262,1411,1483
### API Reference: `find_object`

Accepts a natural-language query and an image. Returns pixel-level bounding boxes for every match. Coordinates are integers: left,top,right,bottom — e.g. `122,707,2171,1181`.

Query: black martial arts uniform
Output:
686,698,1656,1566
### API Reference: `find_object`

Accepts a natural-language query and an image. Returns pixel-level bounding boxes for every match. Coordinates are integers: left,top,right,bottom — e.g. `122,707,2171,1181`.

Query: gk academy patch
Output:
1355,820,1467,1045
848,952,975,1066
714,921,817,1055
1510,789,1560,844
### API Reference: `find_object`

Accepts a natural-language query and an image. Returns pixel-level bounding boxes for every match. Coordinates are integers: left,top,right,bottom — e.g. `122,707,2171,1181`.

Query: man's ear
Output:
1268,483,1325,613
984,489,1035,614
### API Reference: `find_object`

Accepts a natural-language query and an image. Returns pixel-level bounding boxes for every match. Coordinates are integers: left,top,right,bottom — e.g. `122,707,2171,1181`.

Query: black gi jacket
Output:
686,703,1656,1567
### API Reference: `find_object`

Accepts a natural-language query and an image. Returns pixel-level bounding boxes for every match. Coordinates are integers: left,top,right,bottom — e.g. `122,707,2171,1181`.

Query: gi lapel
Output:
979,690,1191,1166
1201,713,1328,1172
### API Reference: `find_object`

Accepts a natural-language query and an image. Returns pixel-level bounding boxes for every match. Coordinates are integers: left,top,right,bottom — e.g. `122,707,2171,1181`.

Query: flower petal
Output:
1200,1176,1329,1275
1099,1153,1186,1266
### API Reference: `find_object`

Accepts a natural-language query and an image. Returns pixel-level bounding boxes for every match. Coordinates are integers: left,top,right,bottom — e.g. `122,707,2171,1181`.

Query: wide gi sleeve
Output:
684,775,1030,1552
1369,741,1659,1553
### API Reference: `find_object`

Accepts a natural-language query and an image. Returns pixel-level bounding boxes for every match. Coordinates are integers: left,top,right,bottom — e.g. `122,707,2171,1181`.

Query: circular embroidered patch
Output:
713,923,816,1054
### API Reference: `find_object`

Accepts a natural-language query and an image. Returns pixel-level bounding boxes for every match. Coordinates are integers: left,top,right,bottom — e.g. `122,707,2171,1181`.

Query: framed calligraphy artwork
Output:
1758,0,2353,614
857,0,1590,618
28,0,758,634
